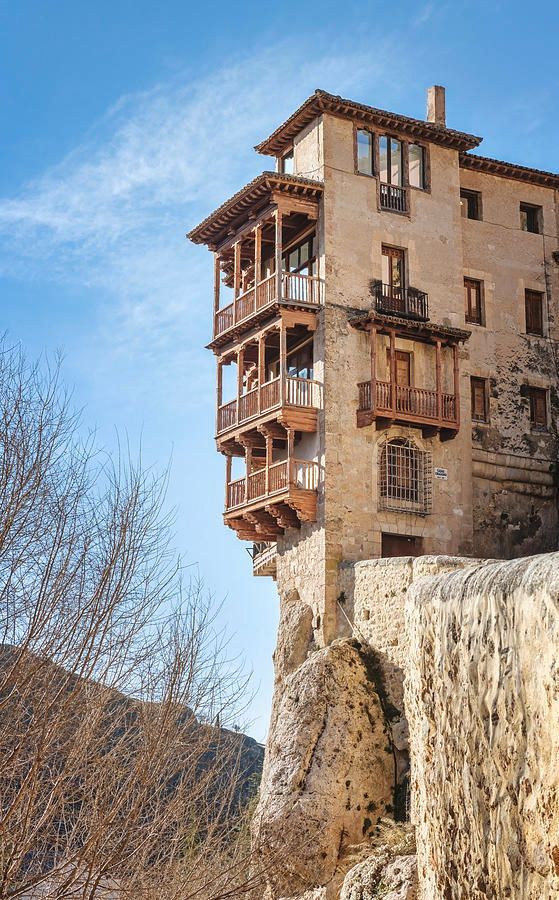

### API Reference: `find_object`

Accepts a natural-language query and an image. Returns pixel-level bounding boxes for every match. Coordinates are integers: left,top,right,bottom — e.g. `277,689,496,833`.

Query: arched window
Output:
379,438,432,515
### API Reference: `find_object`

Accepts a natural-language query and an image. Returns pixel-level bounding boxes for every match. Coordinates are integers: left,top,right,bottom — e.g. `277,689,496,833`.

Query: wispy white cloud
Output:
0,38,405,407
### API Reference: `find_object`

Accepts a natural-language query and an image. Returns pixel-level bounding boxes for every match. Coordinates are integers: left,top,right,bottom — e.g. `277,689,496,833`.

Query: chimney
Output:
426,85,446,127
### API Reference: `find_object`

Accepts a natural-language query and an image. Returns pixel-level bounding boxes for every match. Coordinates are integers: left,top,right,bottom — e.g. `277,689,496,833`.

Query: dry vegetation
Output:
0,341,265,899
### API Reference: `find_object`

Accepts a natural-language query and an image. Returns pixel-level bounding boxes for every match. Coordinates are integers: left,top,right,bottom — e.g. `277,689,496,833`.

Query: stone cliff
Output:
253,552,559,899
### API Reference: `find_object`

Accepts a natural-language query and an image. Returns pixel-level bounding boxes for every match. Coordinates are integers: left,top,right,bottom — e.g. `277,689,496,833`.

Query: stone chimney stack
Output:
426,85,446,127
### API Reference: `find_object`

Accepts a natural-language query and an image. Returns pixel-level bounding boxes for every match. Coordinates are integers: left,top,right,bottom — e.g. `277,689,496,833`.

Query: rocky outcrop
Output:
340,850,417,900
252,639,395,898
406,551,559,899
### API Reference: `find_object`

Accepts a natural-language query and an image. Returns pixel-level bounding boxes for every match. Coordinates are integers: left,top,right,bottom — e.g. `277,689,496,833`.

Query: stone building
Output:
188,85,559,644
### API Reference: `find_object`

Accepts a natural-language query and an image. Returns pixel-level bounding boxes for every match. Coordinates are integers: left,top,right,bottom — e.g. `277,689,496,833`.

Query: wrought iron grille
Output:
379,439,433,515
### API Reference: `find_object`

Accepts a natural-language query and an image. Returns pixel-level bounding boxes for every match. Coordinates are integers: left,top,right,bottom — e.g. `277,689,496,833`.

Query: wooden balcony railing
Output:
214,271,323,338
251,541,277,576
358,380,458,425
371,282,429,321
380,183,408,213
225,458,319,511
217,375,319,434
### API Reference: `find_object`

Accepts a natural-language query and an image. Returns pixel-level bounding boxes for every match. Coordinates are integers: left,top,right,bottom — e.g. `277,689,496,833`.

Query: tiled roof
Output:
460,152,559,189
187,172,323,247
255,89,483,155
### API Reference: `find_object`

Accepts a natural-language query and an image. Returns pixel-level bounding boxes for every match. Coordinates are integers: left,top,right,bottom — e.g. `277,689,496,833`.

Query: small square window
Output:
471,377,488,422
464,278,484,325
520,203,542,234
460,189,482,220
525,290,544,336
528,386,548,428
356,129,374,176
280,151,294,175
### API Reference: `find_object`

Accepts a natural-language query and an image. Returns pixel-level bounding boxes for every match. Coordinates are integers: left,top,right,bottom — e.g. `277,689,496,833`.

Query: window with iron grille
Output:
379,438,433,515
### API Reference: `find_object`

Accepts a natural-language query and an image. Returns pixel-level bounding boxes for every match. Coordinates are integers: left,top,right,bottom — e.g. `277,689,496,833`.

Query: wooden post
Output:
370,325,377,413
265,434,272,495
213,253,221,335
274,209,283,304
225,454,232,509
233,241,241,325
236,347,244,424
453,343,460,426
216,359,223,432
389,329,397,416
436,340,442,424
245,444,252,503
279,319,287,407
287,427,295,487
254,224,262,302
258,333,265,414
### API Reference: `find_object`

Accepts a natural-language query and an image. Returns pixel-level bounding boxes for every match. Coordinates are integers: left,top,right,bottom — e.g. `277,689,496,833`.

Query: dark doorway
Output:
381,533,423,557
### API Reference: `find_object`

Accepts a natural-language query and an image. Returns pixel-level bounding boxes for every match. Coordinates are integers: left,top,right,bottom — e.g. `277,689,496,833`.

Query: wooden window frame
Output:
528,386,548,430
470,377,489,423
525,289,544,336
520,202,543,235
460,188,482,221
355,127,375,177
464,277,484,326
408,143,428,191
279,149,294,175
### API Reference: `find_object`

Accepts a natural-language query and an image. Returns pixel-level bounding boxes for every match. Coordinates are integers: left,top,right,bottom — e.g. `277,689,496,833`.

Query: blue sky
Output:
0,0,557,739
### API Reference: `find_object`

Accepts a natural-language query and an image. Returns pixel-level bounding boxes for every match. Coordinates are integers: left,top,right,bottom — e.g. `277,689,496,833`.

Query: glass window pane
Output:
281,152,294,175
357,130,373,175
288,250,298,271
409,144,424,189
391,139,402,186
299,241,309,265
379,136,388,183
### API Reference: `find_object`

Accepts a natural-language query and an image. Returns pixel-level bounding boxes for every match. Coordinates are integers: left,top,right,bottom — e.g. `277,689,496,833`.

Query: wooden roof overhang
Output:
460,152,559,190
187,172,324,249
255,89,483,157
350,309,471,345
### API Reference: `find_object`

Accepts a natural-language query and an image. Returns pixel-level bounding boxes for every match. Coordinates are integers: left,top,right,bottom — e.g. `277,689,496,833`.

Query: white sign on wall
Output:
434,467,448,480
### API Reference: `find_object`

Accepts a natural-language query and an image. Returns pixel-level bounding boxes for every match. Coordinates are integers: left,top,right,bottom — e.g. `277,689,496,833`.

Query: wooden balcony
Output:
217,375,319,438
380,183,408,213
357,380,458,435
371,281,429,321
250,542,277,578
212,272,323,347
224,457,318,541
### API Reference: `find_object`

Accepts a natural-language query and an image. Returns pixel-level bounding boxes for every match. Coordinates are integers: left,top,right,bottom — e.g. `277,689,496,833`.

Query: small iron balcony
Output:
371,281,429,321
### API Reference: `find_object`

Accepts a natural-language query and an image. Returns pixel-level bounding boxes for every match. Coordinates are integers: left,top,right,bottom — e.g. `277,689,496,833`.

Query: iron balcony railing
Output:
371,281,429,321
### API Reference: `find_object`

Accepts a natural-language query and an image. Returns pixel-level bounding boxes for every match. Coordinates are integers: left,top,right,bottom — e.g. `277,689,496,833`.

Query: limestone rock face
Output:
253,639,394,898
340,851,417,900
406,552,559,899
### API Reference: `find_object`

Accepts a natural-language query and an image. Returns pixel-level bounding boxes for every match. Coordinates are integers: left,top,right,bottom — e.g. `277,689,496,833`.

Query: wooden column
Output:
453,343,460,426
265,434,272,494
435,340,442,425
274,209,283,304
233,241,241,325
244,444,252,504
287,427,295,487
370,324,377,413
216,359,223,433
236,347,244,424
257,333,265,414
213,253,221,336
225,454,232,509
279,319,287,406
389,329,397,416
254,224,262,299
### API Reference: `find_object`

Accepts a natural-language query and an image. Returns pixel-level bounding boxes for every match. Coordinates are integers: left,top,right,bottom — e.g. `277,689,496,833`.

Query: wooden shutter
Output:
470,378,487,421
464,279,482,325
529,388,547,427
525,291,543,335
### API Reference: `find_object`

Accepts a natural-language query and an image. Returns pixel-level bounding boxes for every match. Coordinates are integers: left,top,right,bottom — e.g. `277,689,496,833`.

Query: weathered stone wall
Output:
406,551,559,899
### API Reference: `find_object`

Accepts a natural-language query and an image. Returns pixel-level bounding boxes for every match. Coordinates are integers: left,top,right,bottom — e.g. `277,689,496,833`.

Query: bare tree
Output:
0,341,264,899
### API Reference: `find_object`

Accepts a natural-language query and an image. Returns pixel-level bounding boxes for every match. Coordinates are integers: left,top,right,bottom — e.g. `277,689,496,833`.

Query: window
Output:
287,340,313,380
379,438,433,515
520,203,542,234
379,136,403,186
409,144,426,189
525,290,544,336
460,189,481,220
280,150,294,175
283,236,315,276
471,377,488,422
356,129,374,176
464,278,484,325
528,387,547,429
